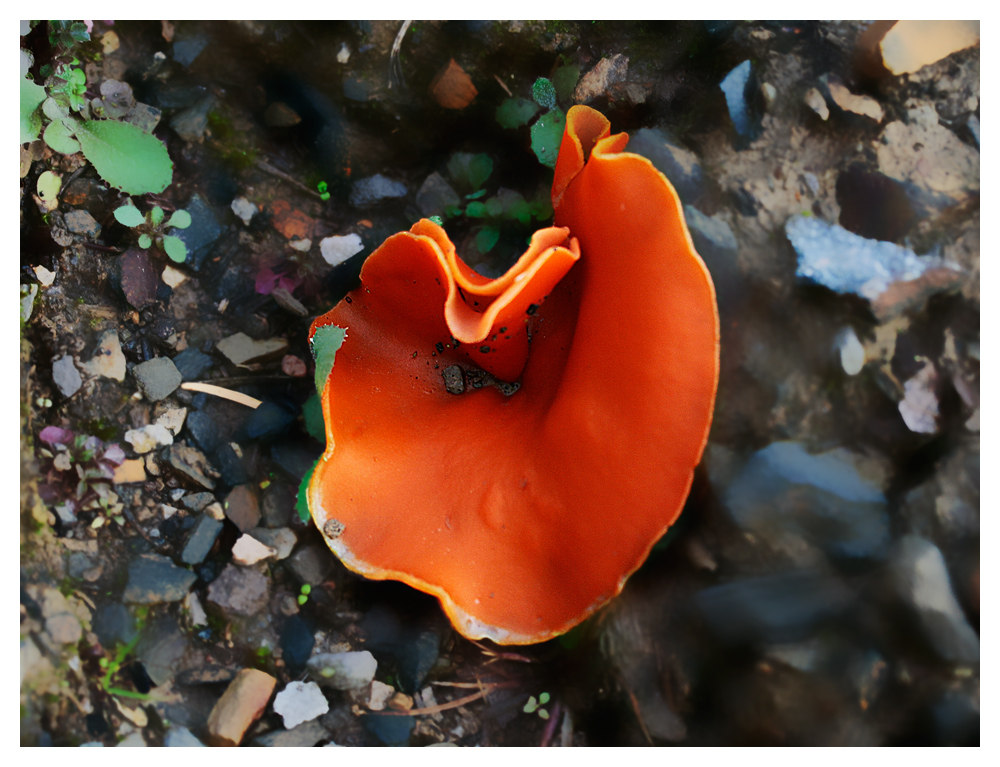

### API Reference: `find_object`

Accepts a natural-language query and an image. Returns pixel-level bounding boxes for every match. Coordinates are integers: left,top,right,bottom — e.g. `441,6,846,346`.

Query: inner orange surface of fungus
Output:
308,105,720,645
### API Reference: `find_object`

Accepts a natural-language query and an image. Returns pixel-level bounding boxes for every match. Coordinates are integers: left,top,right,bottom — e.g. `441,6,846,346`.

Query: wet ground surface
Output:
20,21,979,746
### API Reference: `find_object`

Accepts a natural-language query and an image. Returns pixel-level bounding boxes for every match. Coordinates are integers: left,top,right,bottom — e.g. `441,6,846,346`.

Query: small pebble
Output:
231,196,257,225
273,681,329,730
320,233,364,267
206,668,277,747
125,423,174,454
52,354,82,397
231,534,277,565
835,327,866,375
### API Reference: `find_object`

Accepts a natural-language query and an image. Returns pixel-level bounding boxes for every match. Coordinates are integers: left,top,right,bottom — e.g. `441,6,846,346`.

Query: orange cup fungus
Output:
308,105,720,645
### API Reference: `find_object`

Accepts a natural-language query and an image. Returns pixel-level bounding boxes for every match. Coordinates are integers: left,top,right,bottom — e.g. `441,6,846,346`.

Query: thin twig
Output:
253,158,323,199
180,382,262,409
388,21,412,90
493,74,512,97
371,684,498,717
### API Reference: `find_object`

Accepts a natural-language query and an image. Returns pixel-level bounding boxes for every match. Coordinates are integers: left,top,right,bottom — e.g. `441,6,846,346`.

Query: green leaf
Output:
296,459,319,523
20,77,46,144
165,209,191,229
43,119,81,154
495,97,541,129
530,108,566,169
484,197,503,218
552,64,580,102
523,696,539,714
161,235,188,263
137,234,152,249
446,152,493,193
538,692,550,705
42,97,69,121
114,203,145,228
310,324,347,397
149,206,164,226
532,77,557,109
73,119,173,195
466,201,486,218
475,225,500,254
303,393,326,443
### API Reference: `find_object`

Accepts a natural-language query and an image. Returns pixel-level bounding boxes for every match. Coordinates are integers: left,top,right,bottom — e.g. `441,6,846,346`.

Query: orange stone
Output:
206,668,277,746
268,199,316,241
430,59,477,110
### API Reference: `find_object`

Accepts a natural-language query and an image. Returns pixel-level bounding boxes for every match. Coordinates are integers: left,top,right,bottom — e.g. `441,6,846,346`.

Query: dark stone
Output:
396,627,441,694
123,553,197,604
135,617,190,686
349,174,407,207
722,441,891,561
244,400,297,441
133,357,182,402
172,194,225,271
271,440,322,481
696,570,853,644
170,94,215,143
185,410,222,454
181,491,215,511
252,718,330,747
206,563,270,617
343,77,372,102
172,29,209,67
214,443,249,486
280,614,315,674
363,713,414,746
181,514,224,565
92,602,137,647
932,689,979,746
166,442,219,490
262,484,294,528
63,209,101,237
416,172,461,218
223,484,260,532
286,544,334,586
683,204,743,311
172,348,214,381
359,604,403,652
118,249,160,310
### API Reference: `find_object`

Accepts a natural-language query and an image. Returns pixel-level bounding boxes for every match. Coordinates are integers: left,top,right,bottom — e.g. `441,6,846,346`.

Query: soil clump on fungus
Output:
21,21,978,746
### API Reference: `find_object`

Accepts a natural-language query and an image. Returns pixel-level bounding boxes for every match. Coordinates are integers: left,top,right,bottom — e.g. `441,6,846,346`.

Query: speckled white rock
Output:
320,234,364,267
125,423,174,454
273,680,329,729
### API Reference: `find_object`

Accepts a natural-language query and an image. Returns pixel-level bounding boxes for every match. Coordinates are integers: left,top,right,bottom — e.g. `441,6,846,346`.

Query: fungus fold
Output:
308,105,720,645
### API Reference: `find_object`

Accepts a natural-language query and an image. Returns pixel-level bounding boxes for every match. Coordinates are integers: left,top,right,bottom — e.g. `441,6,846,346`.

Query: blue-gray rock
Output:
124,553,197,604
629,128,704,203
172,348,214,381
932,689,979,745
271,440,322,481
214,442,249,486
52,354,82,397
252,718,330,747
165,726,205,747
416,172,461,218
307,651,378,690
244,401,297,441
170,94,214,143
181,514,224,565
967,115,980,148
363,713,414,746
889,536,979,664
683,205,742,309
133,357,182,402
172,194,224,271
172,30,209,67
262,484,294,528
181,491,215,511
206,563,270,617
286,544,334,586
280,614,315,675
92,602,137,647
136,617,190,686
63,209,101,238
343,77,372,102
185,410,221,454
720,60,762,142
787,214,953,301
696,569,852,644
397,627,441,694
723,441,891,561
350,174,407,207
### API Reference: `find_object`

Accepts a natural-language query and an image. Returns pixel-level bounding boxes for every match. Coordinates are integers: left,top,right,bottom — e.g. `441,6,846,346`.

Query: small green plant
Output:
114,199,192,263
97,635,149,701
297,584,312,606
523,691,551,719
496,64,580,169
20,22,174,195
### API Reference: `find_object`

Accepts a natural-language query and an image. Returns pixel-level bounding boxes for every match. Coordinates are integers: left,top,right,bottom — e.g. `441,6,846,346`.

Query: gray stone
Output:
251,717,331,747
207,563,270,617
223,484,260,532
683,205,741,309
124,553,197,604
217,332,289,366
181,491,215,511
52,354,82,397
165,726,206,747
170,94,214,143
133,357,182,402
416,172,461,217
629,128,704,203
723,441,891,561
363,713,414,746
63,209,101,237
349,174,407,207
262,484,294,528
185,410,222,454
172,348,214,381
889,536,979,664
172,29,209,67
181,514,224,565
165,443,218,489
136,617,191,686
251,527,296,560
172,194,224,271
92,602,137,647
307,651,378,690
286,545,335,586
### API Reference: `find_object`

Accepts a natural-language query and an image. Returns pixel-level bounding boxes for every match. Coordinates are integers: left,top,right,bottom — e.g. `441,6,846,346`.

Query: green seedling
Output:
114,199,192,263
496,65,581,169
317,180,331,201
98,635,149,701
523,691,551,719
297,584,312,605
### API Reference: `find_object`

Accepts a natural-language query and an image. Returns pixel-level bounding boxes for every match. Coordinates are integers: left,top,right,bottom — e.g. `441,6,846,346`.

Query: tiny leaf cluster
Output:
114,200,192,263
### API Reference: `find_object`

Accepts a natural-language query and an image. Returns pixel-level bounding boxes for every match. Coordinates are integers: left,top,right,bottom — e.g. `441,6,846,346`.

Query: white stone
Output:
34,265,56,286
835,327,865,376
231,196,257,225
899,360,939,434
368,680,395,710
307,650,378,690
320,234,364,267
289,238,312,252
251,527,297,560
804,87,829,120
154,406,187,435
273,681,329,729
125,423,174,454
162,265,187,288
83,330,126,381
185,591,208,628
337,43,350,64
231,534,277,565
